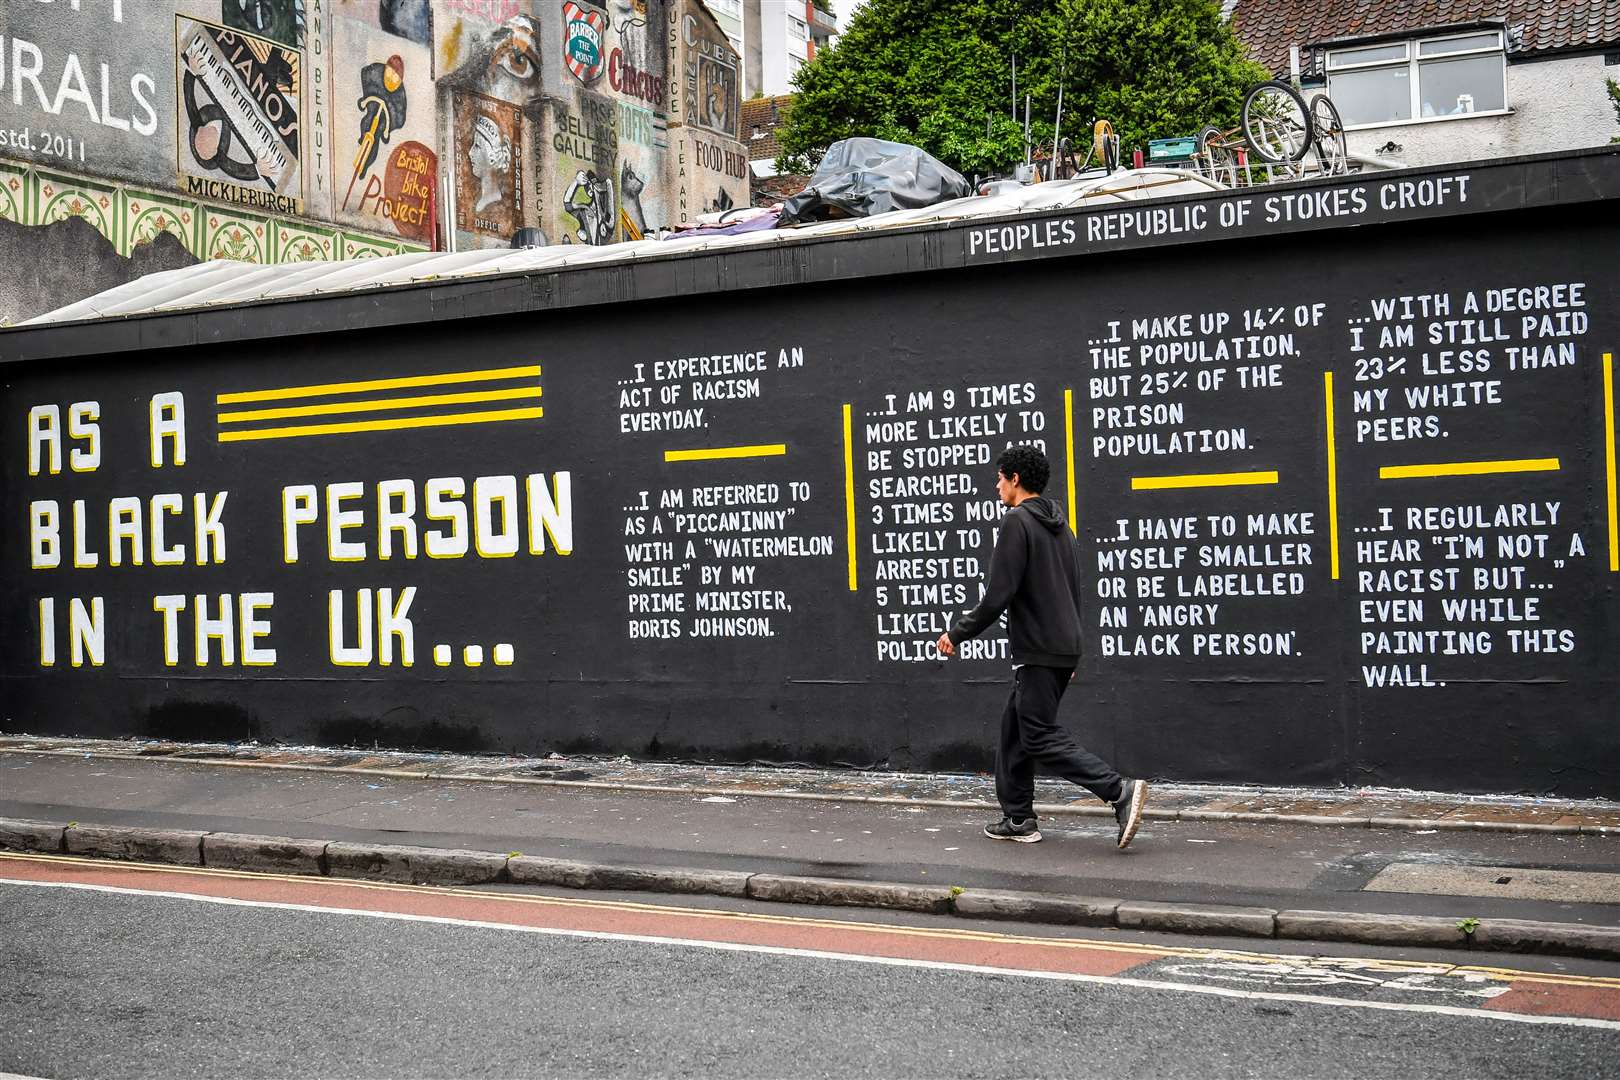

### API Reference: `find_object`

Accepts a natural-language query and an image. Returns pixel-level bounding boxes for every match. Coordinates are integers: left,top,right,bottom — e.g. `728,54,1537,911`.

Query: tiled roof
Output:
1231,0,1620,72
739,94,796,163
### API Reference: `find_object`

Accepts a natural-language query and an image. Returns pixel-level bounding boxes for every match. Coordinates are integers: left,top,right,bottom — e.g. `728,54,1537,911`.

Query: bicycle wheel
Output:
1243,81,1312,163
1310,93,1348,176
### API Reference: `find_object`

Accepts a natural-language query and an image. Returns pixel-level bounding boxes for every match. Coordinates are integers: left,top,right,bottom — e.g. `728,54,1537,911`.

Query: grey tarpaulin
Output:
779,138,971,224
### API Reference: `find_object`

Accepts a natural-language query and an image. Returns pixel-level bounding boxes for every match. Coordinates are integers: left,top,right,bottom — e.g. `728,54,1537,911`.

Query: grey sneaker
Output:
983,816,1042,843
1112,779,1148,850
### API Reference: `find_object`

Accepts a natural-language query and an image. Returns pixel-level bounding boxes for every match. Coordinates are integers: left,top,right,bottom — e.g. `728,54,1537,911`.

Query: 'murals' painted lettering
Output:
1,36,158,136
608,48,666,107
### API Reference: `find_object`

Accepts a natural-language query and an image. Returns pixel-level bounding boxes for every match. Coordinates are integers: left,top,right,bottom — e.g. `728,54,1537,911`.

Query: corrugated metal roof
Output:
24,169,1225,326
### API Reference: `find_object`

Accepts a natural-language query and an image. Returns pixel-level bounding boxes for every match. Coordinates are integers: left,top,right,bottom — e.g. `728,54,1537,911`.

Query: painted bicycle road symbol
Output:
4,852,1618,1028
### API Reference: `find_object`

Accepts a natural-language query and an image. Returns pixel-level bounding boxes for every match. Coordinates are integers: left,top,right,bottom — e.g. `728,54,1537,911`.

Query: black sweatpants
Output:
995,664,1123,820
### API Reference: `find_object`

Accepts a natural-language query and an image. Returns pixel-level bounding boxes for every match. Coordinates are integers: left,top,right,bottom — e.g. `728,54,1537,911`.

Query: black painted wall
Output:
3,154,1618,796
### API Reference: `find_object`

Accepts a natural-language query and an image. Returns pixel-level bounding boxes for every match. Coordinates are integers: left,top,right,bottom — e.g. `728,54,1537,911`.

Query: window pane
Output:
1329,68,1412,124
1418,32,1500,56
1418,55,1505,116
1328,42,1409,68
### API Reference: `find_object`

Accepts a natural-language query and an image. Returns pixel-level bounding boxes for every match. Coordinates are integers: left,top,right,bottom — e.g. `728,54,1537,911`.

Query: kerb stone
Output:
1117,901,1276,937
953,889,1121,926
0,817,66,853
325,842,507,885
747,874,954,913
507,856,600,889
589,864,751,897
203,833,327,876
1473,918,1620,961
65,825,204,865
1276,909,1467,948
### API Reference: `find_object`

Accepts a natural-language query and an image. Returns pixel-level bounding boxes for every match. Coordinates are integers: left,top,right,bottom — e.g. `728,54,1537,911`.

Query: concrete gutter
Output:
5,817,1617,963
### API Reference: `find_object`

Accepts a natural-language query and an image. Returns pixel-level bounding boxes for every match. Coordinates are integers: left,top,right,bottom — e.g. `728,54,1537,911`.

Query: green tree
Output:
1609,78,1620,143
777,0,1268,177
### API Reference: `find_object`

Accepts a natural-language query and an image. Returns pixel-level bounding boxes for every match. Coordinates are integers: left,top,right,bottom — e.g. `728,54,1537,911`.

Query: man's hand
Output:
936,632,955,658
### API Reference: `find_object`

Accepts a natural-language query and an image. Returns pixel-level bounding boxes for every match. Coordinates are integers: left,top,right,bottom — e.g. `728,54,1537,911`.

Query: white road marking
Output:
5,876,1618,1032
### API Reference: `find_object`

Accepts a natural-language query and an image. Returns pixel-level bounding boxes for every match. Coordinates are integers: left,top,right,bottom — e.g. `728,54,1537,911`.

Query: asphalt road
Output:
4,867,1619,1080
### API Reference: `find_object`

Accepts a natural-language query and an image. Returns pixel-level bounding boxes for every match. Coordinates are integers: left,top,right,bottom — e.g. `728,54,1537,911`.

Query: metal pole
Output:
1052,85,1064,180
1024,94,1031,166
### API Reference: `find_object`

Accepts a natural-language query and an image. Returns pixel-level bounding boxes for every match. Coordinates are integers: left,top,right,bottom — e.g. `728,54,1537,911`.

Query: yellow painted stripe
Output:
217,406,544,442
1379,459,1560,480
218,385,542,423
843,404,857,591
1324,372,1340,581
1131,471,1279,491
216,364,542,405
1064,388,1078,537
664,444,787,463
1605,353,1617,572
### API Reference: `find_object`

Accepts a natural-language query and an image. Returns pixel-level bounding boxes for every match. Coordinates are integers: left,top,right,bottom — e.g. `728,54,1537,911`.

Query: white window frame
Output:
1326,29,1509,129
787,15,809,40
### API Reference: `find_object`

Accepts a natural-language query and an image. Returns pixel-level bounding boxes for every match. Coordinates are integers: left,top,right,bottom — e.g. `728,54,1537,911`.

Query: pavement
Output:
2,733,1618,960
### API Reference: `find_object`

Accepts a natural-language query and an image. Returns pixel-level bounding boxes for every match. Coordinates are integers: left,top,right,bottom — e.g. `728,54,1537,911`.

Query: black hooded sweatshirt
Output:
946,496,1084,667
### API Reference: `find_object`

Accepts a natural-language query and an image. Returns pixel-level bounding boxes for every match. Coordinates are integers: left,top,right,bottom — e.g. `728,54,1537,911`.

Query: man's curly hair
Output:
997,444,1050,494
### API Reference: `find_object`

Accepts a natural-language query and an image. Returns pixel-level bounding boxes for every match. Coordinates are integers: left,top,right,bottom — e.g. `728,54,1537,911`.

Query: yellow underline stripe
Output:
1604,353,1617,572
843,404,857,591
217,364,542,405
1131,471,1279,491
1324,372,1340,581
1065,388,1078,537
664,444,787,463
218,385,542,423
218,406,544,442
1379,459,1560,480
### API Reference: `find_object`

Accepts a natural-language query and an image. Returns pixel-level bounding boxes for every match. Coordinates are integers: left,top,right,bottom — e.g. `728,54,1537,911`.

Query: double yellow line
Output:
216,364,543,443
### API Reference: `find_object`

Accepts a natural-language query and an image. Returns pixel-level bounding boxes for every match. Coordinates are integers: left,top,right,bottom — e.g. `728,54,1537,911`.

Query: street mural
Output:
453,94,523,241
678,7,737,139
0,2,171,183
550,92,619,245
331,10,437,243
1,0,747,261
5,158,1618,796
176,18,305,217
563,0,612,87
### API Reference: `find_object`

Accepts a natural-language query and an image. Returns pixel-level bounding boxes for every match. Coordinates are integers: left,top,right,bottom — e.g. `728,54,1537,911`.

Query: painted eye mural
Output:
490,15,542,88
440,13,544,104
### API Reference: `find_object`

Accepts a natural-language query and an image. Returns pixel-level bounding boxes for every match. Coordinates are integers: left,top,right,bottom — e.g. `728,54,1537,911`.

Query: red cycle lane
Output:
4,852,1618,1028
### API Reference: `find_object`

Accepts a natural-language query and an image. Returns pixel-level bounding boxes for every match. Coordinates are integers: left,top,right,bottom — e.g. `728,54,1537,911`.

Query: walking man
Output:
936,444,1148,850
